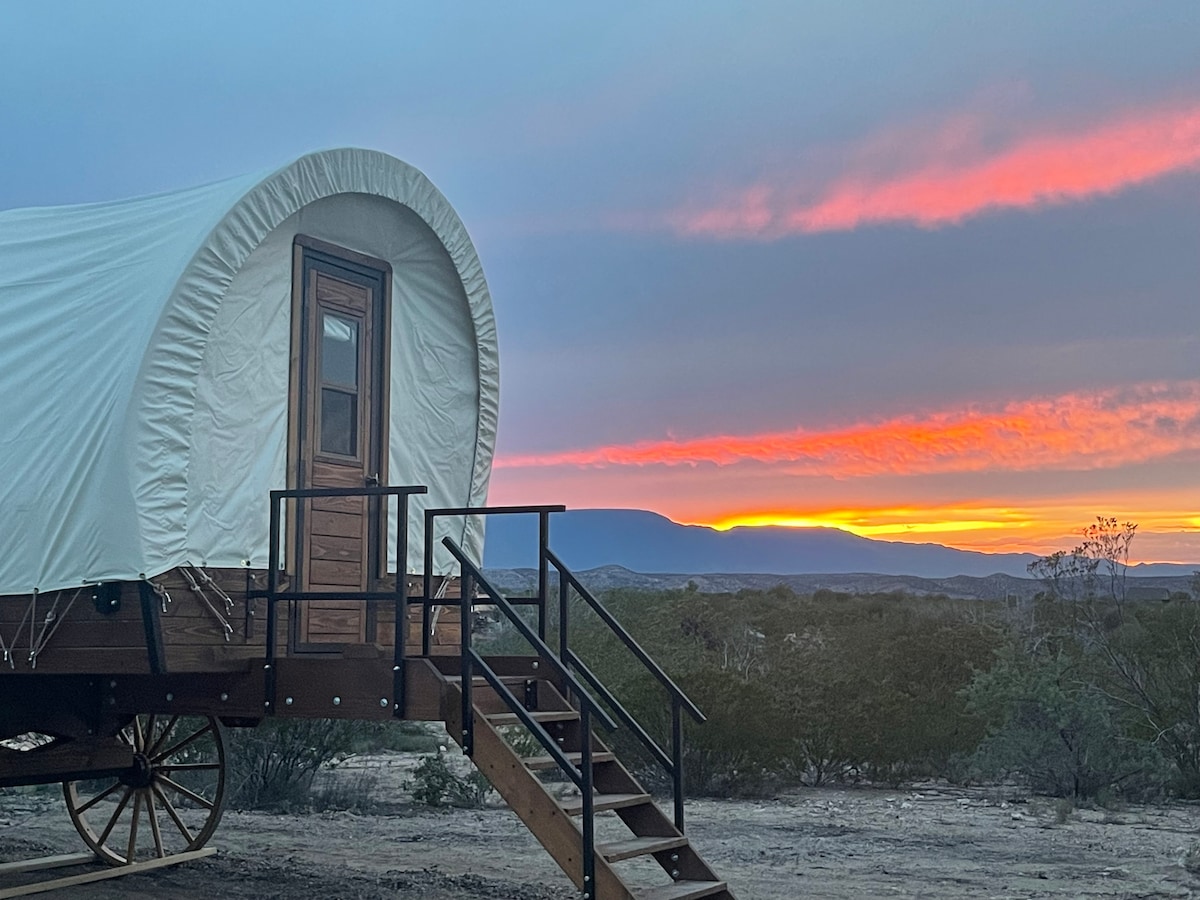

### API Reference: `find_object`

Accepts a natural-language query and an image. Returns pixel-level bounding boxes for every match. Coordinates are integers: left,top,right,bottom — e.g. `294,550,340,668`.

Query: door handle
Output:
365,473,380,487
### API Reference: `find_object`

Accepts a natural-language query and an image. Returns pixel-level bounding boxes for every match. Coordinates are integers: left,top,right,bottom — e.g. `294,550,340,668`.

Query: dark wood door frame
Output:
287,235,392,653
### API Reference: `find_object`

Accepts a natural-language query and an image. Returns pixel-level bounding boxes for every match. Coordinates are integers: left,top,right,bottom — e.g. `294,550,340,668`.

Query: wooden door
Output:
289,237,390,651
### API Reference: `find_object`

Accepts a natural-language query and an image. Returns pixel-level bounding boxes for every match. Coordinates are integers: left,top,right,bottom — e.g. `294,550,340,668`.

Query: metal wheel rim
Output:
63,714,227,866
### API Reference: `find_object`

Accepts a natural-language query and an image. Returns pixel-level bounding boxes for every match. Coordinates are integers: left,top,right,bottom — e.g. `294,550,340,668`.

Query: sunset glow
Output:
495,380,1200,478
491,379,1200,562
664,99,1200,238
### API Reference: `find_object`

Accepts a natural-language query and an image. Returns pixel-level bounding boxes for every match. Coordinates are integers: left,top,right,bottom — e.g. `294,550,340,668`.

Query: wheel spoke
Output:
156,774,213,810
152,782,195,845
152,721,212,763
156,762,221,772
143,715,158,754
146,789,166,858
75,779,123,814
126,791,141,863
132,717,145,753
146,715,180,758
97,787,134,846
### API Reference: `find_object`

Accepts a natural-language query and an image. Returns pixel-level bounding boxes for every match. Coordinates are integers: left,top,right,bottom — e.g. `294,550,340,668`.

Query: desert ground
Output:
3,751,1200,899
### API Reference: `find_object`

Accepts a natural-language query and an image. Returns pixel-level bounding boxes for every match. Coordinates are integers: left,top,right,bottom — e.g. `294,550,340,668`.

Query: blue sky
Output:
3,2,1200,558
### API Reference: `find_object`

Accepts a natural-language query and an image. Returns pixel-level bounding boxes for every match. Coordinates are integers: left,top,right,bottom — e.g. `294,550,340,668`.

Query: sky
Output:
2,2,1199,562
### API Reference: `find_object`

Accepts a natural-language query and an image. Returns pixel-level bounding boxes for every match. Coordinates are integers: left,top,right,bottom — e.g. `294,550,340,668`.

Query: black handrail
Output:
260,483,427,716
546,548,706,724
444,537,600,895
546,548,705,832
442,537,616,734
421,505,565,655
564,648,672,772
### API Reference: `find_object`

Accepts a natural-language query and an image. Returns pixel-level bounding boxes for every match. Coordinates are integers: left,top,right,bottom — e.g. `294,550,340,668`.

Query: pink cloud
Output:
663,100,1200,238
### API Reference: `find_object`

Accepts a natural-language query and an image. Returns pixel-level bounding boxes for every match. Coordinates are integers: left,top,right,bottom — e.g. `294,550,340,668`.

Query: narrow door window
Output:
318,310,362,458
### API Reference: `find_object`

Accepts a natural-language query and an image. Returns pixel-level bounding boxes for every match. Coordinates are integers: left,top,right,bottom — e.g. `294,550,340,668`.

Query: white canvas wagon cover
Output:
0,148,498,595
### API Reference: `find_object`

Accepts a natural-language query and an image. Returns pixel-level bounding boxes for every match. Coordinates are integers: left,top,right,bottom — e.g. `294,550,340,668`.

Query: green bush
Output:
965,647,1166,801
226,718,378,810
406,748,493,808
563,587,1001,796
224,719,447,810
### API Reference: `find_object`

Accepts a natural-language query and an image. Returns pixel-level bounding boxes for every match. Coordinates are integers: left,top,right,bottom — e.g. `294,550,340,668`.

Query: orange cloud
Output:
665,99,1200,237
494,381,1200,477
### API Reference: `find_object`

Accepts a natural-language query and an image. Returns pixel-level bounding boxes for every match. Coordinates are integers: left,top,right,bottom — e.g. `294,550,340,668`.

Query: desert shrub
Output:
406,748,493,807
226,718,378,810
560,586,1002,795
1091,599,1200,796
307,768,380,812
965,647,1166,801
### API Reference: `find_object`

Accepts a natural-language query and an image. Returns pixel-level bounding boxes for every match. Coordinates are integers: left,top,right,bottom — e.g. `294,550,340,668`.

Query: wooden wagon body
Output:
0,152,735,899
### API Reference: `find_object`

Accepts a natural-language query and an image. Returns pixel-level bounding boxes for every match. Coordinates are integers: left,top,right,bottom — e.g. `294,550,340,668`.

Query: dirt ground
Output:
4,753,1200,898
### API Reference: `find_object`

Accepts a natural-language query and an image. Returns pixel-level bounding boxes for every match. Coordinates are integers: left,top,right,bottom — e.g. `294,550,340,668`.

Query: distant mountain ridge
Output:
482,508,1198,580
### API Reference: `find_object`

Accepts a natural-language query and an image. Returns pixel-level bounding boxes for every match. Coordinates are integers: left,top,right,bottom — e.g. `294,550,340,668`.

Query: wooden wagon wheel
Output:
63,715,227,866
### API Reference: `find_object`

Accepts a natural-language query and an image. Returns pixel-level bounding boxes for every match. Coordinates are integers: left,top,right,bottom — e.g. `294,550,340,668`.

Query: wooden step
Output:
597,835,689,862
561,792,651,815
486,709,578,726
524,751,616,771
444,674,531,685
636,880,729,900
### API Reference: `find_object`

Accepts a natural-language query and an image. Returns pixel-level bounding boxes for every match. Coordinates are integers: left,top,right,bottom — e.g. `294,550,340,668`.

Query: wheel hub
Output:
119,752,154,789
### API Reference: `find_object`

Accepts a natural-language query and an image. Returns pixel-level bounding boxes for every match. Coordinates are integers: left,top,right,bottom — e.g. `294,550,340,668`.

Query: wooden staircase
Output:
437,664,735,900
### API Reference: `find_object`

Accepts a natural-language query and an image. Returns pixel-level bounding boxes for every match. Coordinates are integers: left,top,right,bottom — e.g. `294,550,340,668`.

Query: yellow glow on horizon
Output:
710,511,1018,536
689,503,1200,561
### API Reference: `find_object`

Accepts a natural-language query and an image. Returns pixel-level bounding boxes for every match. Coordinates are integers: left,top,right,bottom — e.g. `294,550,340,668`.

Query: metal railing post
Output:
393,493,408,718
422,508,434,657
460,568,474,756
581,704,595,899
537,509,550,643
558,567,570,666
672,695,685,832
264,491,281,716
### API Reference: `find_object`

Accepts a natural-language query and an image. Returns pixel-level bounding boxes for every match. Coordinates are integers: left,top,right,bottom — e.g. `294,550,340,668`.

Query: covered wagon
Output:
0,150,732,899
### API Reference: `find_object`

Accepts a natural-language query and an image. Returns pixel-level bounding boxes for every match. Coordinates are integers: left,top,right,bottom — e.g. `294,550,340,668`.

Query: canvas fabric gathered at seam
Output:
0,149,498,595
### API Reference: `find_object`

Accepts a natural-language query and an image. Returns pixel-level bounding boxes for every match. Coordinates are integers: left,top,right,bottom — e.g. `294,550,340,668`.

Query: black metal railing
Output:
442,536,615,897
420,505,564,655
545,547,706,832
255,484,427,715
